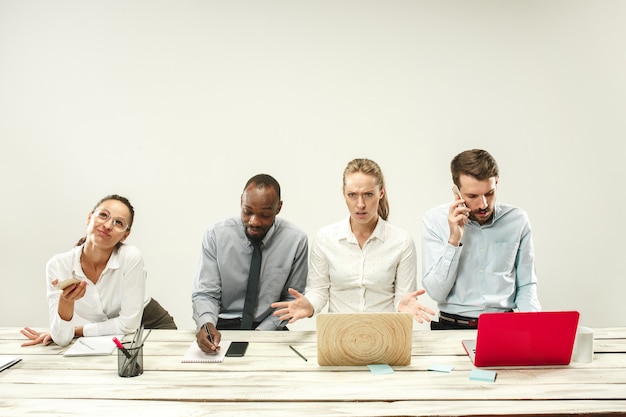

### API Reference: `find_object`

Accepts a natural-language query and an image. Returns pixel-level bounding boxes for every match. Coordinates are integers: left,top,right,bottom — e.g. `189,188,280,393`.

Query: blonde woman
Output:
272,158,434,324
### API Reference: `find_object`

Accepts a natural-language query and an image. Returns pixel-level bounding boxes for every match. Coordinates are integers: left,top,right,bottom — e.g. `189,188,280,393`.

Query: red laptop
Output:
462,311,580,367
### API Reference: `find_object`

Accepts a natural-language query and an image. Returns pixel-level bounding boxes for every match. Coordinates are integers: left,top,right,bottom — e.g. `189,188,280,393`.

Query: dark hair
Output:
450,149,500,187
75,194,135,247
343,158,389,221
243,174,281,200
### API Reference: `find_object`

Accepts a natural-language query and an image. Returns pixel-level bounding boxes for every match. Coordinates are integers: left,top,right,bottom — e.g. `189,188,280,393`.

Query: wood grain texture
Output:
316,312,413,366
2,327,626,416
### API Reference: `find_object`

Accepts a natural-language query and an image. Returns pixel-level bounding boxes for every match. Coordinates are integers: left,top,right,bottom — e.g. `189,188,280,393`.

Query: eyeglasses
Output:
93,209,130,232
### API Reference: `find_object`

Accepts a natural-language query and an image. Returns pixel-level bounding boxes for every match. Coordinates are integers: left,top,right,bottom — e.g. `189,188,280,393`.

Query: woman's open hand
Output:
20,327,53,347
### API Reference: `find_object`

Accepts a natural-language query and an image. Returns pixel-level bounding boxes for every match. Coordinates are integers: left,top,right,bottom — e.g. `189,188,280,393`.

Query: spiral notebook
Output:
182,340,232,363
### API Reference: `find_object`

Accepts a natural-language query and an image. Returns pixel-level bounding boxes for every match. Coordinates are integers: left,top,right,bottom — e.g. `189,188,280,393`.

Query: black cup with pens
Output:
117,341,143,377
115,325,147,378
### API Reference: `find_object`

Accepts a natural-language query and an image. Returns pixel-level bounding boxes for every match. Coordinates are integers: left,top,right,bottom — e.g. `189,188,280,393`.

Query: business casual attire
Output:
422,202,541,329
305,216,417,315
192,217,309,331
47,244,176,347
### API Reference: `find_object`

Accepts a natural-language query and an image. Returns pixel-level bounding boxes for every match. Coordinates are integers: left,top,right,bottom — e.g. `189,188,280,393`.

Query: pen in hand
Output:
203,323,216,346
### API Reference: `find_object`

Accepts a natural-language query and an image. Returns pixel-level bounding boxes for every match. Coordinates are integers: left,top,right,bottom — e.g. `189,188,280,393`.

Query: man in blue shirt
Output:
422,149,541,330
192,174,308,352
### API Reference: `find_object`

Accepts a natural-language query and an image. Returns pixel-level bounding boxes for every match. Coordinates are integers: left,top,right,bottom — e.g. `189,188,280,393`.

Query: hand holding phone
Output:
451,185,466,208
449,185,468,246
54,277,82,290
451,185,470,225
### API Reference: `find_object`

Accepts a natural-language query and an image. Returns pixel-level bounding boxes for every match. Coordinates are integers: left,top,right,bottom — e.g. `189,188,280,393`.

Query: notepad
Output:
470,369,497,382
0,356,22,372
181,340,232,363
428,363,454,373
63,335,122,357
367,364,394,375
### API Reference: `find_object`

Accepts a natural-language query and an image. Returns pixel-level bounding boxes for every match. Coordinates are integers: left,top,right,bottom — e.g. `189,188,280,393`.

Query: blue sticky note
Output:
469,369,496,382
367,364,394,375
428,363,454,373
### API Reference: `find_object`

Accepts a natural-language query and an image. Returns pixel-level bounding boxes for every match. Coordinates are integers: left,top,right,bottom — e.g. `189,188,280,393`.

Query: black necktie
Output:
241,241,262,330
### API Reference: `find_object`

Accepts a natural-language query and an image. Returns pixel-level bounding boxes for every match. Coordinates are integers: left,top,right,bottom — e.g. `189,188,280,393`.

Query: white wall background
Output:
1,0,624,332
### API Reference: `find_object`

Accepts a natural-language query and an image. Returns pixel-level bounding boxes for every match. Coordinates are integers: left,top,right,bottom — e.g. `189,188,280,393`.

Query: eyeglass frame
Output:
92,208,131,232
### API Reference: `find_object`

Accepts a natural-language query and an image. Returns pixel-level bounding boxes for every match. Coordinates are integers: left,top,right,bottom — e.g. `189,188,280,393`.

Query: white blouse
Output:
305,216,417,315
46,244,149,346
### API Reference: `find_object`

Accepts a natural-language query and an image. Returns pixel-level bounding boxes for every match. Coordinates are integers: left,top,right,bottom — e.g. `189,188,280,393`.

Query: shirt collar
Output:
468,203,500,228
107,248,121,269
71,244,121,277
71,245,83,277
340,215,386,244
242,220,277,249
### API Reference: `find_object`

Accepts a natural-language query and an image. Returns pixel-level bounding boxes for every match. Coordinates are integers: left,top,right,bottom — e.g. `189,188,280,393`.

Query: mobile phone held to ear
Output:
226,342,249,357
451,185,466,208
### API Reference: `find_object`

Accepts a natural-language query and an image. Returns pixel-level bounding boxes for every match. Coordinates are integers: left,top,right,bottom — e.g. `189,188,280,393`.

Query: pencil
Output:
78,339,95,350
289,345,307,362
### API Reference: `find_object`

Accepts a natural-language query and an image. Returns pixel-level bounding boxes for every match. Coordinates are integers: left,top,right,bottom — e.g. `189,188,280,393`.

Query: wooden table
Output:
1,327,625,416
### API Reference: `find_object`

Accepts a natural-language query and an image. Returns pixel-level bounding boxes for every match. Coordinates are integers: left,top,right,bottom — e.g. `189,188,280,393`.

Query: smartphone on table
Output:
226,342,249,357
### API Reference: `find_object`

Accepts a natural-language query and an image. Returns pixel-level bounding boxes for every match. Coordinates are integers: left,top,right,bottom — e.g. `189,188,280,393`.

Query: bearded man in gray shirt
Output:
192,174,308,353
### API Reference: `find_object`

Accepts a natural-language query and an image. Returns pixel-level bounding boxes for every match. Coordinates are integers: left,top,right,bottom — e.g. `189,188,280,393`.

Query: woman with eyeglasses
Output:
21,194,176,347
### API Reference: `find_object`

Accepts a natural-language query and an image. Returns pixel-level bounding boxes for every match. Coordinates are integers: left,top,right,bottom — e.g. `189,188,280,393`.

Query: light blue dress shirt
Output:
192,217,308,330
422,202,541,318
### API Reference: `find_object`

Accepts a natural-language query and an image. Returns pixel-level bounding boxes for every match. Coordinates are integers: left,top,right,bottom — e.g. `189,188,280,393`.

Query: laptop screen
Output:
463,311,579,367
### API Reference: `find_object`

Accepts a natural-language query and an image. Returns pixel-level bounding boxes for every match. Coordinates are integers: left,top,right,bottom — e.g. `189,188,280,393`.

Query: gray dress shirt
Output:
192,216,308,330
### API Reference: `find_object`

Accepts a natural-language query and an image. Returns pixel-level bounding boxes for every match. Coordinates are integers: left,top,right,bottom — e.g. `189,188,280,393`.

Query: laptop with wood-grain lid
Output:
462,311,580,367
316,312,413,366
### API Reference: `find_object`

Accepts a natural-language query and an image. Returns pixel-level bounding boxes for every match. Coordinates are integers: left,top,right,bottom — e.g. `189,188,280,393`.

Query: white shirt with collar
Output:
46,244,149,346
305,216,417,315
